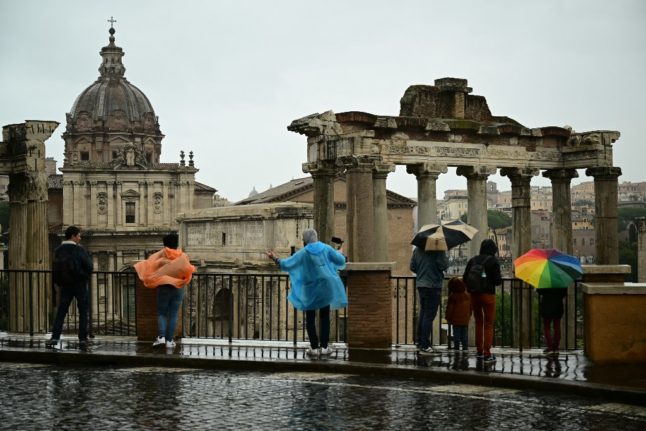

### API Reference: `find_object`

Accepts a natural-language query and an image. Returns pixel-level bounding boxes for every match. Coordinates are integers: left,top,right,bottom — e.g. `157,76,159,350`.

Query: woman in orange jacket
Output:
134,233,195,349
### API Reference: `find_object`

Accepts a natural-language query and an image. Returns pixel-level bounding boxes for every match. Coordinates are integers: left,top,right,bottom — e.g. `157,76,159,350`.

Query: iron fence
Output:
392,275,583,350
182,273,348,345
0,270,138,337
0,269,582,350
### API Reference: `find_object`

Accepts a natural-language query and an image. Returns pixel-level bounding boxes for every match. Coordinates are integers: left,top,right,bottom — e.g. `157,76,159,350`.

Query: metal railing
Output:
0,269,582,350
0,270,138,337
391,275,583,350
182,273,348,345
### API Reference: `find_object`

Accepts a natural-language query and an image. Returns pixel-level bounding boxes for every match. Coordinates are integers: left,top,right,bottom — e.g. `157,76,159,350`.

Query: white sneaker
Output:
152,336,165,347
305,347,320,357
166,340,176,349
319,347,334,356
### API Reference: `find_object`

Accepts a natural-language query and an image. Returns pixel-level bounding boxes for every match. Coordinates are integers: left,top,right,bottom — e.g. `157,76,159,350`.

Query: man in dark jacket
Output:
463,239,502,362
47,225,93,349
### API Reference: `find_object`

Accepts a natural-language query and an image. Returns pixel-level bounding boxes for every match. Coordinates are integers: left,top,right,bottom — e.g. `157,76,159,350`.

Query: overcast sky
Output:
1,1,645,202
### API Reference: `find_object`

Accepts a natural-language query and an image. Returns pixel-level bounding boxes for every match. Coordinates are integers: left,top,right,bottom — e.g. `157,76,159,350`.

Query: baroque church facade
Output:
49,25,215,271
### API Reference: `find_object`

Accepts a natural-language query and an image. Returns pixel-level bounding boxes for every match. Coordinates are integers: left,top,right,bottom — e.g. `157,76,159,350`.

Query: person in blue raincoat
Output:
266,228,347,357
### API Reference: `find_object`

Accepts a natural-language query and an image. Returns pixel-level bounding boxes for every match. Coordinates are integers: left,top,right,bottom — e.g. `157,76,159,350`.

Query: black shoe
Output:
45,339,59,349
78,340,90,351
483,355,497,363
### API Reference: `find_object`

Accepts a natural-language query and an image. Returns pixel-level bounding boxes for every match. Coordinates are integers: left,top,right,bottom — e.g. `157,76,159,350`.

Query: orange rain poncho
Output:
134,247,196,289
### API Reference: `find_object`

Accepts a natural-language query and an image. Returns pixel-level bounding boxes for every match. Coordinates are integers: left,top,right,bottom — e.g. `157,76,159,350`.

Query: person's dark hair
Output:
479,238,498,256
64,225,80,240
163,233,179,249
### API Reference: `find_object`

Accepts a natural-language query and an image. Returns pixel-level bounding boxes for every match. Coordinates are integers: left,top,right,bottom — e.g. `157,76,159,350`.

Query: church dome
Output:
65,26,160,134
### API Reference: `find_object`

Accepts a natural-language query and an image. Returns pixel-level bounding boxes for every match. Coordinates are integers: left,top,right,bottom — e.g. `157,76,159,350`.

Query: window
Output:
221,232,226,246
146,153,152,164
112,151,118,160
80,151,90,161
125,202,136,223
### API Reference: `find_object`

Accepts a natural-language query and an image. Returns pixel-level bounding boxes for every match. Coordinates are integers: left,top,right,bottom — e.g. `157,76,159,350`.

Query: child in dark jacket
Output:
446,277,471,352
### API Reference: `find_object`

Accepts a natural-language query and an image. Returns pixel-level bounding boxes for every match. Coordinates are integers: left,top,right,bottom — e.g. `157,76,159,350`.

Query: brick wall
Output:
346,265,392,348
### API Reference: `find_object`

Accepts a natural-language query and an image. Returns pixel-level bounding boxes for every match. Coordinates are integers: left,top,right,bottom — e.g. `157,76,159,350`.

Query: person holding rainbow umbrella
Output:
514,248,583,356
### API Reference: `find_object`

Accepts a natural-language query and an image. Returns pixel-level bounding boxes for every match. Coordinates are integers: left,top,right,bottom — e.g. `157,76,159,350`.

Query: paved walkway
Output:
0,333,645,406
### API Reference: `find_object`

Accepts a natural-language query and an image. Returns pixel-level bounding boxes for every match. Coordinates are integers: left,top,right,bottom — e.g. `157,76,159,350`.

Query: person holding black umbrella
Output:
410,245,449,355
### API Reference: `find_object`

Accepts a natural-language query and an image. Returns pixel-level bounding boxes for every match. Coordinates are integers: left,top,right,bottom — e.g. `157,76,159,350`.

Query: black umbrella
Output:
411,220,478,251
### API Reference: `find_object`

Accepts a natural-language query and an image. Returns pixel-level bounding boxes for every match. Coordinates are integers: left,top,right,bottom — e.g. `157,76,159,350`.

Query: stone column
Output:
138,181,145,226
372,163,395,261
163,181,170,226
115,182,123,226
77,180,86,225
636,218,646,283
3,120,58,332
457,166,495,257
543,168,578,349
107,181,115,228
147,181,154,226
586,167,622,264
501,168,537,260
303,161,337,245
342,156,377,262
406,163,447,229
501,167,537,348
89,181,97,227
543,169,578,253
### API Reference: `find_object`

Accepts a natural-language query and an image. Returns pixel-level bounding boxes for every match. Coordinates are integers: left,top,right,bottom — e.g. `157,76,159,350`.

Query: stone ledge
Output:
581,283,646,295
581,264,631,274
344,262,395,272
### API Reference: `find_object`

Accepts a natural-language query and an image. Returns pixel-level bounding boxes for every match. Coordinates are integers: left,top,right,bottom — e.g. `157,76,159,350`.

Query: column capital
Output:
372,162,396,180
500,167,539,182
585,166,622,180
302,161,337,177
456,165,497,179
406,162,448,179
339,155,380,173
542,168,579,181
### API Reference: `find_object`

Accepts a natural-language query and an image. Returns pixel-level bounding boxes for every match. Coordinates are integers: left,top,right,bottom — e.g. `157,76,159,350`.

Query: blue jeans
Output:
305,306,330,349
452,325,468,350
51,283,89,341
157,285,185,340
416,287,441,349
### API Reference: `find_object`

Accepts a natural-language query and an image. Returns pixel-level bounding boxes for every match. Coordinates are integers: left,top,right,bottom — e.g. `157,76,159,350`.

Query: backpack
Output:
465,255,492,294
53,252,80,286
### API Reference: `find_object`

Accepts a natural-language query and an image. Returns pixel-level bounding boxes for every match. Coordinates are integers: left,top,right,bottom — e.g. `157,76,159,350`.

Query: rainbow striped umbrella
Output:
514,248,583,289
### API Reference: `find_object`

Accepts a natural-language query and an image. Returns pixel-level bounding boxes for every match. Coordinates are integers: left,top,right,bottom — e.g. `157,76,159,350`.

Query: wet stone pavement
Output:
1,362,645,431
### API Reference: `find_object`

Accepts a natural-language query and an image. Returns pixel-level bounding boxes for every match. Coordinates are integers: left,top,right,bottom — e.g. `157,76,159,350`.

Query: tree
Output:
617,207,646,232
488,210,512,229
460,210,512,230
618,240,637,282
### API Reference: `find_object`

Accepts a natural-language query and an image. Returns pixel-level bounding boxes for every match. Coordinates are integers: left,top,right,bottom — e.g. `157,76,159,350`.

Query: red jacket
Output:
445,277,471,326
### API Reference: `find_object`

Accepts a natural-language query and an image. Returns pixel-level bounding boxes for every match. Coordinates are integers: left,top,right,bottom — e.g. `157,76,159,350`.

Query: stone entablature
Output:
289,79,619,174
